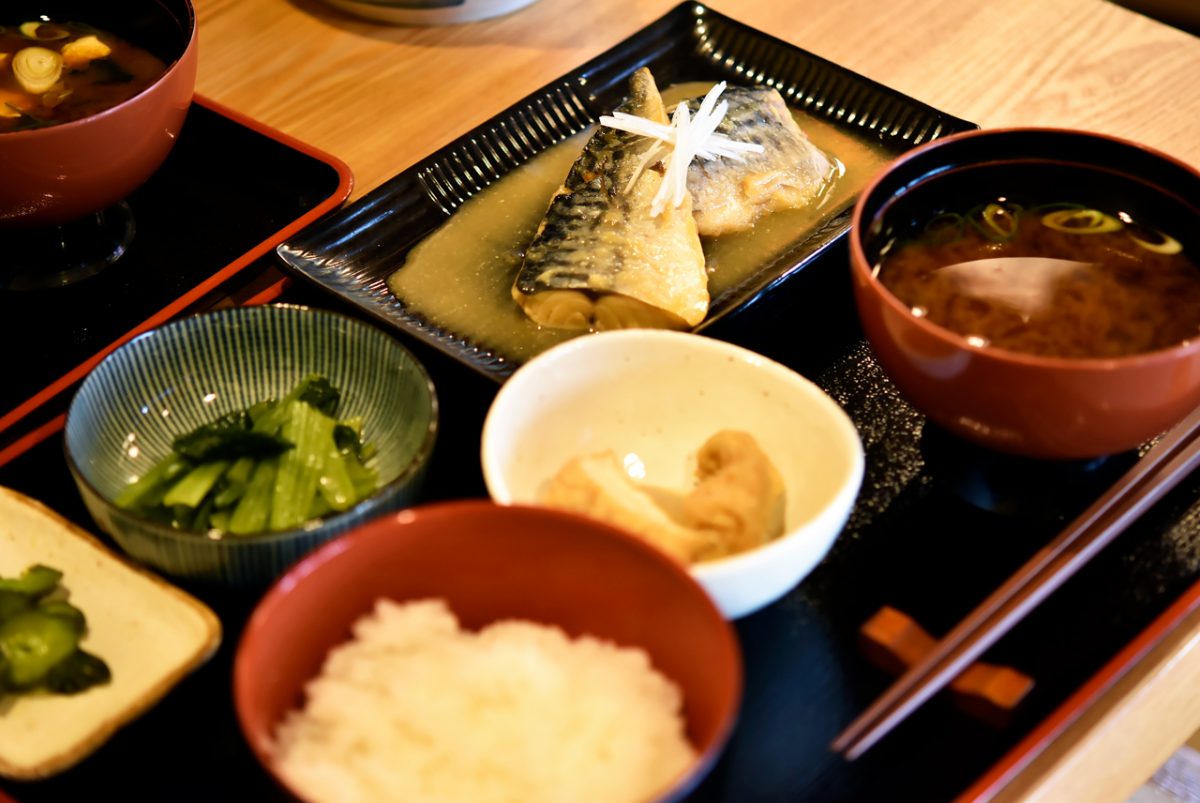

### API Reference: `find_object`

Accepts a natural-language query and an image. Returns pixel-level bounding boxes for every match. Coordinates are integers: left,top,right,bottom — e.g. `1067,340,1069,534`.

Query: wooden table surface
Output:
192,0,1200,799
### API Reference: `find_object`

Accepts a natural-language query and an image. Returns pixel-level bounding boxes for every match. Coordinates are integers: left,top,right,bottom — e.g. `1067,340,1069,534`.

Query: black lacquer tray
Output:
3,245,1200,802
0,96,351,455
276,1,976,381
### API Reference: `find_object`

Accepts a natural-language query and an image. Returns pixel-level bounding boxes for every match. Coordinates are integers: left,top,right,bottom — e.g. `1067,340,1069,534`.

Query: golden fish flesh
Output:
511,68,709,331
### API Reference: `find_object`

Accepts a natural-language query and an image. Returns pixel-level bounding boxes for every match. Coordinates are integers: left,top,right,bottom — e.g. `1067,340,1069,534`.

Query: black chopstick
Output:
832,402,1200,760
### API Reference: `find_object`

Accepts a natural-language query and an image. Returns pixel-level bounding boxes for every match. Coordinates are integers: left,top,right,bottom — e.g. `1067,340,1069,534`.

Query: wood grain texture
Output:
992,603,1200,803
193,0,1200,200
189,0,1200,799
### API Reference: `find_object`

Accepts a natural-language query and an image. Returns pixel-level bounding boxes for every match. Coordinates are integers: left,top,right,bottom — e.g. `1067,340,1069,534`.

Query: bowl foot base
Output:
1,202,136,291
920,424,1138,520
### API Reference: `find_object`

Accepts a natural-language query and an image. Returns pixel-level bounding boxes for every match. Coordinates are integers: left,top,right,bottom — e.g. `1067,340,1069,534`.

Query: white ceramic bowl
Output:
481,330,864,619
318,0,540,25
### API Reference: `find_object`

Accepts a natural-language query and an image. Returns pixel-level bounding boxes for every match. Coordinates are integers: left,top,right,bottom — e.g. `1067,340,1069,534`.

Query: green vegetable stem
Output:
116,374,380,537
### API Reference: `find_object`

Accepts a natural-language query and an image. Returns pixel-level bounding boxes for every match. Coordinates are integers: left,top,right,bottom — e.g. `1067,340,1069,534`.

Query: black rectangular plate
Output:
276,1,976,380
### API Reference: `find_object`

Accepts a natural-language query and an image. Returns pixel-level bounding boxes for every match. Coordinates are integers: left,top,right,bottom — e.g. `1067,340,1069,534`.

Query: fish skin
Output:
685,86,834,237
512,68,709,330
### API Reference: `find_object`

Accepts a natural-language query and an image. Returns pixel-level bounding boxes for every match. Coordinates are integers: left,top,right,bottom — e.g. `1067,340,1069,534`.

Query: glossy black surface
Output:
276,1,976,381
3,248,1200,802
859,129,1200,267
0,99,345,422
5,202,138,290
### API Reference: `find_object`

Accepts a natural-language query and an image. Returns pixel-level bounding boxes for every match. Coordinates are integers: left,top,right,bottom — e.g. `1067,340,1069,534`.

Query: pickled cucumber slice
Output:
0,610,79,688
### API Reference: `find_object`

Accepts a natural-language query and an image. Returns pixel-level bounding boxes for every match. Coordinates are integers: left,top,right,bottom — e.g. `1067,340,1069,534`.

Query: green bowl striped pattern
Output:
65,304,439,586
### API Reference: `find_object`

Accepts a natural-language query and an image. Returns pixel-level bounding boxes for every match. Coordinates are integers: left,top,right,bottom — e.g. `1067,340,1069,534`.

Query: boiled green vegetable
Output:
117,374,380,536
171,410,292,462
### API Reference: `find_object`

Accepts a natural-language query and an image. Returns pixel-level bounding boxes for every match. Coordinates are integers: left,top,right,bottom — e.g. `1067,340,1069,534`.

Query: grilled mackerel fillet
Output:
685,86,835,237
511,68,709,331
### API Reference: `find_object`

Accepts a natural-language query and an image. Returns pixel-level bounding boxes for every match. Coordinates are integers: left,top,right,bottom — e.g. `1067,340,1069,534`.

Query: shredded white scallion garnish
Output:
598,82,765,217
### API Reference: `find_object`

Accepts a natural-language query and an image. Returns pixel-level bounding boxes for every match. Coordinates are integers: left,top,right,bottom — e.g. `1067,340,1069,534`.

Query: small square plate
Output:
0,487,221,780
276,1,976,381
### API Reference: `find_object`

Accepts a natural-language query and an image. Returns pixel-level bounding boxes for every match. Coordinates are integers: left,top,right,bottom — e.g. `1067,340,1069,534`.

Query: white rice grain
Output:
271,598,697,803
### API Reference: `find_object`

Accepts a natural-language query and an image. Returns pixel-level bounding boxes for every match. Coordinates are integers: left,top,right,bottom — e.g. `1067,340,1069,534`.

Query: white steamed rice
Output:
271,598,697,803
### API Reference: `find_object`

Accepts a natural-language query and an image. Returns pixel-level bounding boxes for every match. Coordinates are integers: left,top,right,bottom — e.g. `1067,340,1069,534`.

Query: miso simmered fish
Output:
389,73,885,355
511,68,709,331
683,86,835,237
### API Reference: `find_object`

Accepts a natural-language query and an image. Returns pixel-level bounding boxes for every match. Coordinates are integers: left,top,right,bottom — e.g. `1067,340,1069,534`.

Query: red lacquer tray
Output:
0,94,351,468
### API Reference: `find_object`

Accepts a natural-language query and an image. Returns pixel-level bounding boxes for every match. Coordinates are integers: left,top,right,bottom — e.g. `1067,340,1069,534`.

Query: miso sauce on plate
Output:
387,82,890,361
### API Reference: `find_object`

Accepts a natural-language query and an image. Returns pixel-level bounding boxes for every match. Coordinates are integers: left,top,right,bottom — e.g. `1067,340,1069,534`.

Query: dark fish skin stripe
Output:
518,85,798,298
513,91,648,295
681,87,787,148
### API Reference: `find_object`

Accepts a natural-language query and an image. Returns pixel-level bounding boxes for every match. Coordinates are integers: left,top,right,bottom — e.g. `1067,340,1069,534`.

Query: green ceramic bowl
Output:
64,304,438,586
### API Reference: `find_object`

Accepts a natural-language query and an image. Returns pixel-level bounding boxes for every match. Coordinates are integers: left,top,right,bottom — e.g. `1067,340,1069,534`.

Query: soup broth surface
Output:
876,201,1200,358
0,19,167,132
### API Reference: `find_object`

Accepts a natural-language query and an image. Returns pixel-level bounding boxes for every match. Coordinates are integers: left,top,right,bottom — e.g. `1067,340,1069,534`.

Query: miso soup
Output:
874,190,1200,359
0,18,168,132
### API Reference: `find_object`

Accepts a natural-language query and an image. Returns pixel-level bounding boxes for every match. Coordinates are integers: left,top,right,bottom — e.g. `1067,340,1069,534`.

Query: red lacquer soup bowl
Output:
850,128,1200,459
0,0,197,228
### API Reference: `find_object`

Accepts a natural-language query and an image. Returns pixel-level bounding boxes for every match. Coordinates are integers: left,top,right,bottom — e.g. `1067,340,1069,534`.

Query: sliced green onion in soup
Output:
1128,224,1184,255
13,47,63,95
968,202,1022,242
18,21,70,41
1041,208,1123,234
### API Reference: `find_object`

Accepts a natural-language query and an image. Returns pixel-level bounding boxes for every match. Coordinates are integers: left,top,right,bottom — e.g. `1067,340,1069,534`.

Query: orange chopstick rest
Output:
859,606,1034,727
